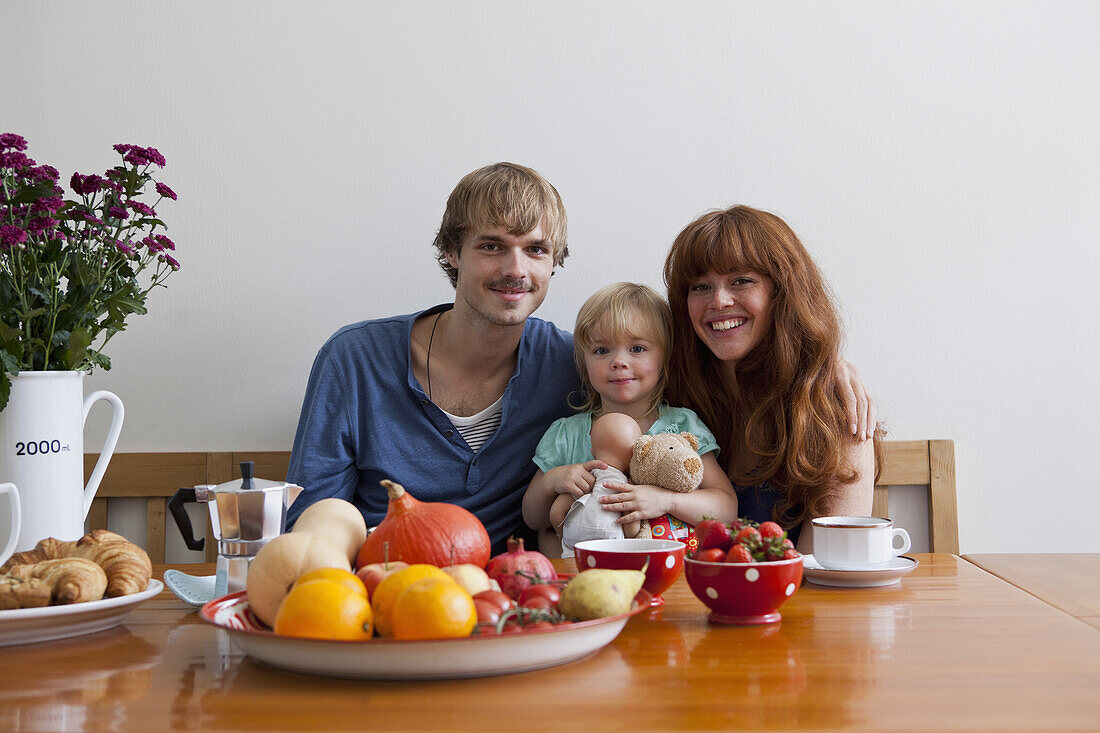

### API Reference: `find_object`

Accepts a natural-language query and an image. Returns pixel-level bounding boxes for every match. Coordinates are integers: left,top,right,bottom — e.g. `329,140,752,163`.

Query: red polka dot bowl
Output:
684,554,804,625
573,539,686,608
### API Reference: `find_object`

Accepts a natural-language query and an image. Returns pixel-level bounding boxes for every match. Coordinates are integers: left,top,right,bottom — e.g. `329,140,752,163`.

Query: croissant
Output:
7,558,108,605
0,529,152,597
0,575,52,609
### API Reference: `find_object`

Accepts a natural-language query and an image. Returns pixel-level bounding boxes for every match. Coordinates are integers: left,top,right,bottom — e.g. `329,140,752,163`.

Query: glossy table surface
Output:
963,553,1100,630
2,554,1099,732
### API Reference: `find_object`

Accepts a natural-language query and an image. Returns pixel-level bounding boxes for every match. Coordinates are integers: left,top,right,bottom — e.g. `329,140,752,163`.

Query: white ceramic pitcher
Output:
0,372,124,551
0,483,20,565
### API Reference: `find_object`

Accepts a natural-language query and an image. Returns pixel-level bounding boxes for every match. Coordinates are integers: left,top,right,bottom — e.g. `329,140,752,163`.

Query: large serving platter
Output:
201,587,651,680
0,579,164,647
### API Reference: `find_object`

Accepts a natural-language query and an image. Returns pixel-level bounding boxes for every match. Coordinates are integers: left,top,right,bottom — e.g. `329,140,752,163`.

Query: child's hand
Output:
545,460,608,499
599,481,673,524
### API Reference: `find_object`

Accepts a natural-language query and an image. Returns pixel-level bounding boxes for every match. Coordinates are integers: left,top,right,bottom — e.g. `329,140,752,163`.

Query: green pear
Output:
557,568,646,621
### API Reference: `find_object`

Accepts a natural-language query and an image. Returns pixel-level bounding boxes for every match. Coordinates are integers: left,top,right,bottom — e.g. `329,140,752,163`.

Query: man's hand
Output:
544,460,607,499
837,357,877,441
599,481,673,524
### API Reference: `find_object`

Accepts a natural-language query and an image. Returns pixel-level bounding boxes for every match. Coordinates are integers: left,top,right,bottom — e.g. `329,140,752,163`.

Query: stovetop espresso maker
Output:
169,461,303,597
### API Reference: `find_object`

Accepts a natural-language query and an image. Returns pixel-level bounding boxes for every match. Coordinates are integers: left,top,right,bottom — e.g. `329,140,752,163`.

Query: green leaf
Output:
0,322,20,343
10,181,58,205
0,348,20,374
20,307,49,321
69,327,92,353
105,292,148,316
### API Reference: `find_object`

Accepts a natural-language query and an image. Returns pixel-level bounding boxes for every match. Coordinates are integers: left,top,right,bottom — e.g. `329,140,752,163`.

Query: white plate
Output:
201,589,651,680
802,555,918,588
0,579,164,647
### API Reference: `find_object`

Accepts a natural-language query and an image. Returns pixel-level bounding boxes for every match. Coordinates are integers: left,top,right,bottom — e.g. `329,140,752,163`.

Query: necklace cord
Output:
425,312,442,401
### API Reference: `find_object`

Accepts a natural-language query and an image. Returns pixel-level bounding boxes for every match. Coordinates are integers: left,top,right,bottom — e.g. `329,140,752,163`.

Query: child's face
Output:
583,330,664,414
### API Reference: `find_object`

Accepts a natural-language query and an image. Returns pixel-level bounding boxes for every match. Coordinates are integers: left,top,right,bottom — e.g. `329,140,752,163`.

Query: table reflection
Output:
0,627,160,733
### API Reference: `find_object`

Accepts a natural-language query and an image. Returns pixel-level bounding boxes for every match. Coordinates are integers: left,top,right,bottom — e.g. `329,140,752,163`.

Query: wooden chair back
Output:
873,439,959,554
86,439,958,562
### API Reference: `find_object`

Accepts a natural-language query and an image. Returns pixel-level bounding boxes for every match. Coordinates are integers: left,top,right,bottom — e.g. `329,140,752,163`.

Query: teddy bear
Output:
629,431,704,539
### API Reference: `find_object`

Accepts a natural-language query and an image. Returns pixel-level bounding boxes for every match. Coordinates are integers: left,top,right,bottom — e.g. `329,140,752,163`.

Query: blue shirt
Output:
736,481,803,545
285,305,581,547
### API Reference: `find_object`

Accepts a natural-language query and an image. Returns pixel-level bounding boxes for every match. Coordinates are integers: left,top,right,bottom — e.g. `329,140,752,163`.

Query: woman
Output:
663,205,880,552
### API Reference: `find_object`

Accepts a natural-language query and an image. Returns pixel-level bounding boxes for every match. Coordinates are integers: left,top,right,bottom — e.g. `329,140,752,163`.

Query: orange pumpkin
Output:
355,480,491,569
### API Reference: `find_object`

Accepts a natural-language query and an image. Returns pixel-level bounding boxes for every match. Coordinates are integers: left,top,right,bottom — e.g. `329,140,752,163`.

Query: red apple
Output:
355,560,410,601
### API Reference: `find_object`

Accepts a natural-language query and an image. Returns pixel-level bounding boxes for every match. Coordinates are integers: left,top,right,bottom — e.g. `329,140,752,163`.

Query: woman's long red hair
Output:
663,206,881,529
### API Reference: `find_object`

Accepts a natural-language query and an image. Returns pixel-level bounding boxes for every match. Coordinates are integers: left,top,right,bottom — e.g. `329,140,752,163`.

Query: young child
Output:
521,282,738,558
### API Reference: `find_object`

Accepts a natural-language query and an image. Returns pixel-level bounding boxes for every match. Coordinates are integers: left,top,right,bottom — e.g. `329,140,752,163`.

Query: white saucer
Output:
802,555,918,588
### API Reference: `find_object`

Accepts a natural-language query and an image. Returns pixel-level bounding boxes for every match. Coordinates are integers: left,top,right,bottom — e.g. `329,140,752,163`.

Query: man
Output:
286,163,580,551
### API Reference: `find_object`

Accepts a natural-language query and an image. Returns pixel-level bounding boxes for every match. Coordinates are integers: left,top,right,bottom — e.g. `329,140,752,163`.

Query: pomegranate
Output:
485,536,557,600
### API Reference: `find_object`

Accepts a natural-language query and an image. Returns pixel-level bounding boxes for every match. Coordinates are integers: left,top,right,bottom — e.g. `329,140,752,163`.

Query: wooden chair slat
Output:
871,484,890,520
877,441,932,485
146,497,166,564
83,452,208,497
929,439,960,554
88,498,109,533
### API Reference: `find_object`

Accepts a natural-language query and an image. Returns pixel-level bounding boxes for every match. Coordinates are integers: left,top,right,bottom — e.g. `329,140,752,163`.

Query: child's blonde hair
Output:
572,282,672,416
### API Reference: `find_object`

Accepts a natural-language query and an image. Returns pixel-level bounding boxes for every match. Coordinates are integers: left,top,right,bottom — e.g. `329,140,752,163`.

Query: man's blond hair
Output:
433,162,568,287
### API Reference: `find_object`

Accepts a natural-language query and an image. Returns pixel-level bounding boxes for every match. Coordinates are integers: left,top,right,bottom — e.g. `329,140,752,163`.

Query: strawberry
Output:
758,521,784,540
694,548,727,563
733,526,761,547
726,544,755,563
762,540,787,561
695,518,733,552
782,548,801,560
782,538,795,549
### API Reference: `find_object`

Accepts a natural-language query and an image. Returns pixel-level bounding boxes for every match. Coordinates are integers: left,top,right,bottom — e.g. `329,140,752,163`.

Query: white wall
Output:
4,1,1098,553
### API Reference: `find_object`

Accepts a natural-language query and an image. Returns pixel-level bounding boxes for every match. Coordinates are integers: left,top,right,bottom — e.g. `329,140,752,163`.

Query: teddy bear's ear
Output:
684,456,703,477
678,432,700,451
633,435,654,460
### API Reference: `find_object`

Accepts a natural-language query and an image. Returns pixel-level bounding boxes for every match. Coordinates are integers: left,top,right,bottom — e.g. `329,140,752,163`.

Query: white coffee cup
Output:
811,516,911,570
0,482,22,566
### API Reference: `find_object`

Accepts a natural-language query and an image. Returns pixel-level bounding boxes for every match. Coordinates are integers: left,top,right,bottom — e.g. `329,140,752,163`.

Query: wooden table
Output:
964,553,1100,630
2,554,1099,732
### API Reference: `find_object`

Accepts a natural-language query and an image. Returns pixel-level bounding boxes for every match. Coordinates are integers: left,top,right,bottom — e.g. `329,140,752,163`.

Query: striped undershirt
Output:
440,395,504,453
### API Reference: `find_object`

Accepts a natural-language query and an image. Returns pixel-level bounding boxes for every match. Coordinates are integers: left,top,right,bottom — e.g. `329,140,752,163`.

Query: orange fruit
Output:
390,577,477,640
273,579,373,640
294,567,367,598
371,564,450,637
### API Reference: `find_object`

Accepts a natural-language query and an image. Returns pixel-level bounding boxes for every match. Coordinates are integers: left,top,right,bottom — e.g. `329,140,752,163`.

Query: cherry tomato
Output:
520,595,556,611
519,584,561,607
694,548,727,563
473,590,517,613
473,598,503,625
525,621,554,631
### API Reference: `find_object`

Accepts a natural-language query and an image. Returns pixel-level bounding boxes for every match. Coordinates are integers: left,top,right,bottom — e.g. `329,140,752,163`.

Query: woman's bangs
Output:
680,221,767,283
